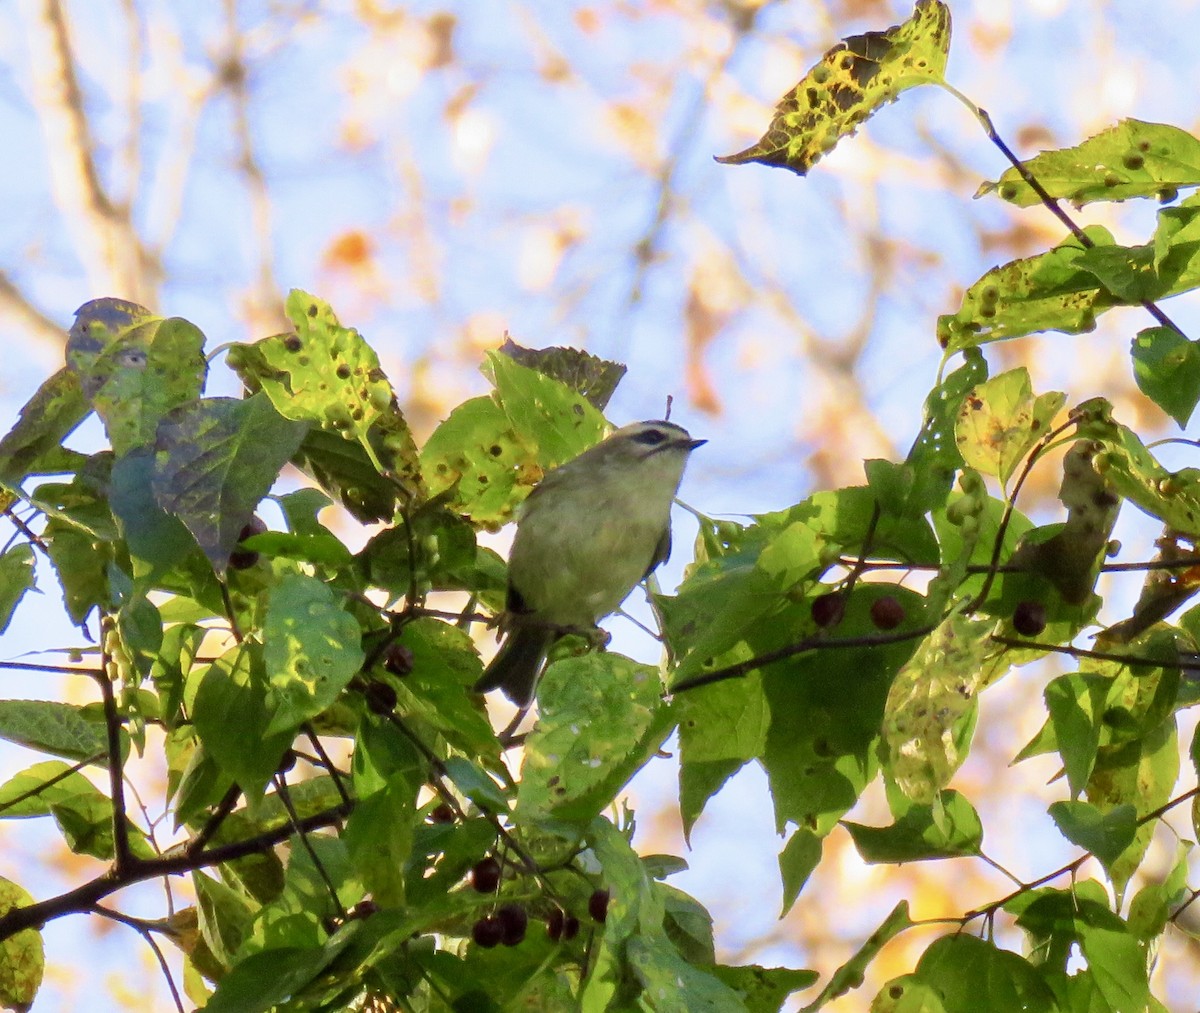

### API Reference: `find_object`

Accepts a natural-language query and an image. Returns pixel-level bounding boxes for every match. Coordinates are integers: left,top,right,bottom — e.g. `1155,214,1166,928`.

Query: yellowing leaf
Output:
716,0,950,175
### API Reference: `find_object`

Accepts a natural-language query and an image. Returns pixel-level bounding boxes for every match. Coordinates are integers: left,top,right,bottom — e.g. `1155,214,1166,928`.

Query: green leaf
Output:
441,756,510,813
0,699,107,764
901,349,989,515
201,933,357,1013
262,573,364,735
43,529,109,627
152,393,309,570
385,619,495,764
936,226,1119,351
343,775,415,907
1044,673,1107,799
420,396,536,526
1085,716,1178,896
493,338,626,411
679,758,744,845
0,544,35,634
241,530,353,570
1076,918,1151,1013
0,876,43,1011
67,300,208,456
227,290,424,504
844,789,982,863
882,614,990,803
517,654,671,825
626,934,750,1012
980,119,1200,207
288,426,399,524
487,351,608,464
907,934,1058,1012
801,901,913,1010
764,586,921,834
192,645,293,807
954,368,1065,487
360,505,485,598
109,447,198,578
193,870,257,971
1128,840,1191,939
785,486,940,566
870,975,947,1011
716,0,950,175
1131,326,1200,426
1074,399,1200,537
660,884,714,964
778,829,822,916
709,964,818,1013
0,367,89,485
1048,801,1138,871
1008,439,1121,606
0,760,153,860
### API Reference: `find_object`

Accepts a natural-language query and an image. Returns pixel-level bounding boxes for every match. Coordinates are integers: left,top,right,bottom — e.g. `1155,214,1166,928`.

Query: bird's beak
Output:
686,438,707,450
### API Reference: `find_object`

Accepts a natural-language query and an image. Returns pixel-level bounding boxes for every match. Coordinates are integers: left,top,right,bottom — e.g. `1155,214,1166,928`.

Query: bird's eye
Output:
631,428,668,446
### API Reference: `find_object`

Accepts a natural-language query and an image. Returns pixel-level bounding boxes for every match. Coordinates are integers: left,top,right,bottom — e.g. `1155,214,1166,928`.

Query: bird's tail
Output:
474,626,554,706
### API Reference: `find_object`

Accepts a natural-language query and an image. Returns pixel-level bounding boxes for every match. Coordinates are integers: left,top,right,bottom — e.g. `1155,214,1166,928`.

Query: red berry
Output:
382,643,414,677
811,592,845,628
870,595,905,630
588,888,610,923
427,803,455,824
229,516,268,569
470,857,501,894
497,903,527,946
472,916,503,948
364,680,397,714
1012,600,1047,637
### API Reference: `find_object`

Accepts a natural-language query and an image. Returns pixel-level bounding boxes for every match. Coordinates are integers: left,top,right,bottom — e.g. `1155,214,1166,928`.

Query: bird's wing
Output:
642,524,672,582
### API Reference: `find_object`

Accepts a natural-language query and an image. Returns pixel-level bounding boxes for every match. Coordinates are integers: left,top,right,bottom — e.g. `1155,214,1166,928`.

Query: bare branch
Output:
18,0,159,303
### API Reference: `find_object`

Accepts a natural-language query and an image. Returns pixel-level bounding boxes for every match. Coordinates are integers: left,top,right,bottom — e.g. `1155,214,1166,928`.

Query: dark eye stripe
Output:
631,428,668,446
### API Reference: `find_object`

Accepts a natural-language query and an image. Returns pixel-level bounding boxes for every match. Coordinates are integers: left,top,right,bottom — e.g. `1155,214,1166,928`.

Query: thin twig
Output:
91,905,185,1013
0,753,104,816
668,622,938,695
274,771,346,919
941,83,1187,338
97,615,135,874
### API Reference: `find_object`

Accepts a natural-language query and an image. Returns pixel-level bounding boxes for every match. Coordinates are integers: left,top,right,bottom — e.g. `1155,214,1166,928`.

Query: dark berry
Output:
588,888,610,923
349,899,378,920
363,680,398,715
228,546,260,569
229,516,268,569
277,749,297,773
239,516,268,541
546,908,565,941
470,856,501,894
1012,600,1047,637
497,903,527,946
383,643,414,677
870,595,905,630
810,592,845,629
472,916,503,948
562,915,580,940
428,803,455,824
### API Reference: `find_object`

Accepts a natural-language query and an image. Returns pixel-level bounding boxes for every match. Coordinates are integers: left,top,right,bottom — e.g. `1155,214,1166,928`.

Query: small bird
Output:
474,419,705,706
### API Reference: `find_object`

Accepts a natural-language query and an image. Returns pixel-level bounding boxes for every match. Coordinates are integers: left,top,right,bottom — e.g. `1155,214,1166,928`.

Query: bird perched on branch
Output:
474,419,704,706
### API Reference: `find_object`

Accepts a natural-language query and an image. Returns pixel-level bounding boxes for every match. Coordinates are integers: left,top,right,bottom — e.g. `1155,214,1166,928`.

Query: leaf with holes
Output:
716,0,950,176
